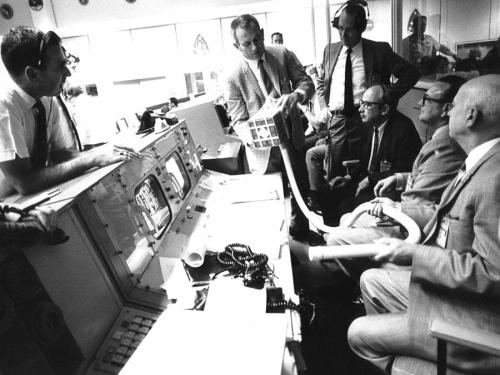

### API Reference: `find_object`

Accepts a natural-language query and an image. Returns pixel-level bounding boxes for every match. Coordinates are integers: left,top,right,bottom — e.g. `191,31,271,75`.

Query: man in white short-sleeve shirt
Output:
0,27,138,198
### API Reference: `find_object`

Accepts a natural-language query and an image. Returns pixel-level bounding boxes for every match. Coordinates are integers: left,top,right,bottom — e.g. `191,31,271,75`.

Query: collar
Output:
373,118,389,132
465,137,500,172
244,51,266,67
341,40,362,55
12,84,37,109
432,124,449,139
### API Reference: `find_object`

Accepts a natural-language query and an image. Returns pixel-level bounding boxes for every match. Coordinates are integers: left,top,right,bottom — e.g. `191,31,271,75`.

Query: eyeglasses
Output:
360,100,383,108
421,94,448,106
65,50,80,71
35,30,60,67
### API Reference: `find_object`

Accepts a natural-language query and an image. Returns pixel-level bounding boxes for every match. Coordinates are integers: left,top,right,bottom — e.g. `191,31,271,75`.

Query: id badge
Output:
380,160,392,172
435,216,449,248
406,174,414,190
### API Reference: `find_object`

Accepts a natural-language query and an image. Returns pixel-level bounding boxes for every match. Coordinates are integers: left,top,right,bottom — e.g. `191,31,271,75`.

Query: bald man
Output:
348,75,500,374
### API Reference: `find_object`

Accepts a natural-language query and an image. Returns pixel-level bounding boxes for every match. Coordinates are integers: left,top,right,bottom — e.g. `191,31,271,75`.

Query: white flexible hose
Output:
281,147,341,234
280,146,421,260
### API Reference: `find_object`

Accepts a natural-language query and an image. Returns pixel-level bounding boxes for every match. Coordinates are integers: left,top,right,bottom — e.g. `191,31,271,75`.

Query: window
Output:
401,0,500,79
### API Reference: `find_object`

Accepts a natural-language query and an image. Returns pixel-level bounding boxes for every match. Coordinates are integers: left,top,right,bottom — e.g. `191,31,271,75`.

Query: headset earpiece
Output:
331,0,369,31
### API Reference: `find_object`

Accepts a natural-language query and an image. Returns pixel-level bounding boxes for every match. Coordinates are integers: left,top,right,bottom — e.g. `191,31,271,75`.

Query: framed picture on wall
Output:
456,39,497,60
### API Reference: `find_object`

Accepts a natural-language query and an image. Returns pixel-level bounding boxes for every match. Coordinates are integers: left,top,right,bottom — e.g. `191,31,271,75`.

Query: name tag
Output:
380,160,392,172
406,174,414,190
435,216,449,248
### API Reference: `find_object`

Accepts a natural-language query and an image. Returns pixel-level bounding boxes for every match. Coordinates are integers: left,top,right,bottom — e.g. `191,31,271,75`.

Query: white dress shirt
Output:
464,137,500,174
245,55,271,99
0,85,73,197
328,41,367,111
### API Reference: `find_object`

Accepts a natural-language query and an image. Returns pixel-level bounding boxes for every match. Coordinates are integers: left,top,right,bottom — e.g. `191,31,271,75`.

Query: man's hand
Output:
374,175,397,197
372,237,416,265
277,92,301,117
368,197,398,218
355,177,369,196
28,206,57,234
329,175,352,189
317,107,330,124
89,144,142,167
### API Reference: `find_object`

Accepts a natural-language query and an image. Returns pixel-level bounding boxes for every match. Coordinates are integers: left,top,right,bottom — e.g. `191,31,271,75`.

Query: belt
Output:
329,106,360,117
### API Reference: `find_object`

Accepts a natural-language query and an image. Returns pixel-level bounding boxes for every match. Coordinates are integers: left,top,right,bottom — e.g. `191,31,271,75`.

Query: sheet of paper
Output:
120,309,287,375
203,277,266,314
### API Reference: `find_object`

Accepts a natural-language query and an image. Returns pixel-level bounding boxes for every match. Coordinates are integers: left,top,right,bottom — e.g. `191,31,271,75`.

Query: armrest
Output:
430,318,500,357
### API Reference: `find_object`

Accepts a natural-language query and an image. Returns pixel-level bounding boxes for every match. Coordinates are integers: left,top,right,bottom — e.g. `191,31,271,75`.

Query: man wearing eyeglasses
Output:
316,85,421,222
325,76,466,246
348,74,500,375
0,27,138,198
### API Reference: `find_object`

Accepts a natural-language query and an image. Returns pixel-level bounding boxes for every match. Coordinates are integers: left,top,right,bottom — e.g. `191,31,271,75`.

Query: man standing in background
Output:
271,32,283,45
309,2,419,224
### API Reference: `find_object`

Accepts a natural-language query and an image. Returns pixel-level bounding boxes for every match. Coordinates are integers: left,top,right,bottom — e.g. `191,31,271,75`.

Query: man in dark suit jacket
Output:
348,86,421,203
319,84,421,221
306,3,419,222
224,14,323,245
348,75,500,374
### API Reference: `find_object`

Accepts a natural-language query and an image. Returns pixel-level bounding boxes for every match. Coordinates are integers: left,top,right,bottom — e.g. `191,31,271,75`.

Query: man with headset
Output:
0,27,138,198
306,0,419,224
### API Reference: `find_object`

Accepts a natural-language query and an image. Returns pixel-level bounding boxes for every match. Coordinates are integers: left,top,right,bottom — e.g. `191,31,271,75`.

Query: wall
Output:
51,0,274,30
0,2,33,35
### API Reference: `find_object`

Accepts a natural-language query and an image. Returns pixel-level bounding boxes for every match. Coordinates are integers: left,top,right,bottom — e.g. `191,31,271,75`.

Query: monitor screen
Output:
134,175,171,239
165,152,191,199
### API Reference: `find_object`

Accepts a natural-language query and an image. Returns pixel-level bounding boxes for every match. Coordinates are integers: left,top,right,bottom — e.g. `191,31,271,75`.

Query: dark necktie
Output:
57,95,82,151
258,59,278,99
31,100,49,168
344,48,354,116
368,125,379,173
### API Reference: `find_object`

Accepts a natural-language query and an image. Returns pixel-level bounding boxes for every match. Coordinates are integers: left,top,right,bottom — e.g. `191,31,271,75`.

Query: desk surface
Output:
1,126,179,213
120,309,288,375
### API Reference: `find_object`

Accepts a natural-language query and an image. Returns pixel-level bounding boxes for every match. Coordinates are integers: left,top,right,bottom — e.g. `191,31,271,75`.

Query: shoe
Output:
289,228,326,246
307,197,322,214
308,191,323,214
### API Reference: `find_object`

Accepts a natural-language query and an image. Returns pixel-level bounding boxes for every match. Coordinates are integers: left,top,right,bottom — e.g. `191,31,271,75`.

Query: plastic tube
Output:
279,146,421,261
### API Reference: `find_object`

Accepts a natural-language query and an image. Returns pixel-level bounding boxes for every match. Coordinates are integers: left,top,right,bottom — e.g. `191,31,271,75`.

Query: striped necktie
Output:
258,59,278,99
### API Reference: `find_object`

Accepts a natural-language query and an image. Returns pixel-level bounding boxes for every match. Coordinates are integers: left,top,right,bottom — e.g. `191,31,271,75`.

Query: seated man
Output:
325,76,466,245
308,85,421,224
348,75,500,374
0,27,137,198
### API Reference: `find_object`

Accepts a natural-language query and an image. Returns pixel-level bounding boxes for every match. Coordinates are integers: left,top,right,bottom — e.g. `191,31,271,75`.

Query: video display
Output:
164,152,191,199
134,175,172,239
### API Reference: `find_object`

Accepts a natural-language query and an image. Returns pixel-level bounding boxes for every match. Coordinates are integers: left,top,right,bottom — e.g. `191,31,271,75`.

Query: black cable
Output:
216,243,273,288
